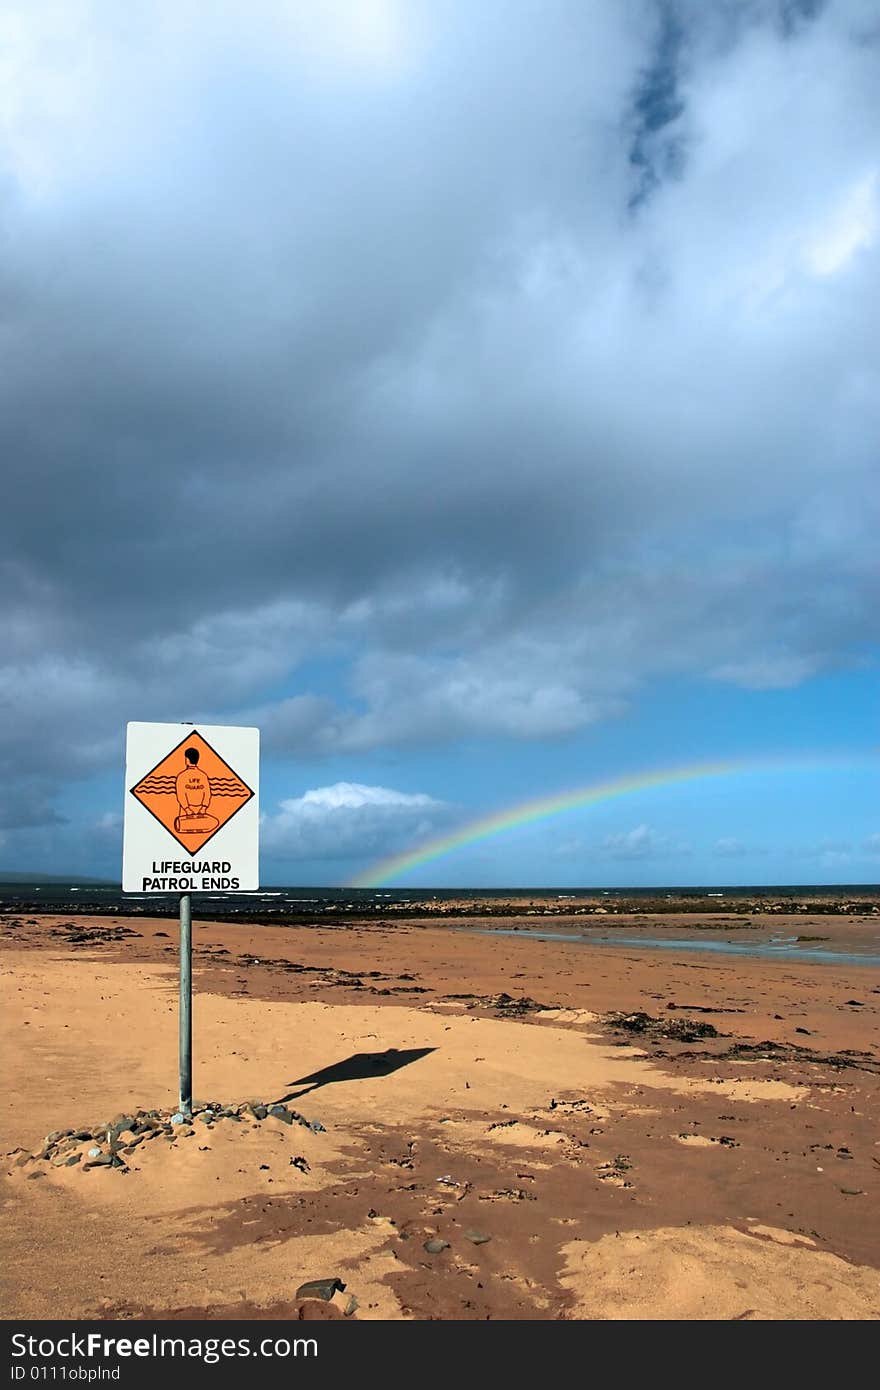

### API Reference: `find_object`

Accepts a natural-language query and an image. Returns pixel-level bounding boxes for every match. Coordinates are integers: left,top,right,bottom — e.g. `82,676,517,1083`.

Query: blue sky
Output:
1,1,877,888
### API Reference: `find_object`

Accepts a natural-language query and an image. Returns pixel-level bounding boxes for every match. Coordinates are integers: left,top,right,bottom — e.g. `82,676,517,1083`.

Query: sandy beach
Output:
2,905,878,1321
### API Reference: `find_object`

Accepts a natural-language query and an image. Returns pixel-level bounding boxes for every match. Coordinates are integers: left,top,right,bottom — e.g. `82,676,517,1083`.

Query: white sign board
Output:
123,722,259,892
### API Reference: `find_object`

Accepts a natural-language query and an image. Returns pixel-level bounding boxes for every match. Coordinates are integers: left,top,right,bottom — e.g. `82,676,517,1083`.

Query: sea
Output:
1,879,877,918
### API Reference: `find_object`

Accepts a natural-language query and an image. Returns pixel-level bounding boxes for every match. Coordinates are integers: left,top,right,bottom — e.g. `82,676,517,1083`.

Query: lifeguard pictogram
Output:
129,730,254,854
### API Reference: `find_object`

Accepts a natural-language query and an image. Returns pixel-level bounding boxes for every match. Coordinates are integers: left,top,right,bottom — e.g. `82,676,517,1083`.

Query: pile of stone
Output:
7,1100,325,1177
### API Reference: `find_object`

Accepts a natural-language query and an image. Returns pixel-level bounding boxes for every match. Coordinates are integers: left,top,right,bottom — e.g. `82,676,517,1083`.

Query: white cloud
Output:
293,782,437,811
600,824,671,860
260,782,447,862
714,837,748,857
709,655,823,691
804,170,879,276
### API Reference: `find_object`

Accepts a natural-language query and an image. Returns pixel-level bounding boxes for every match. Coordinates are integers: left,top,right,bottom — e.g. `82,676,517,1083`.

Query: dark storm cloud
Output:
1,0,878,813
0,784,66,831
627,1,688,208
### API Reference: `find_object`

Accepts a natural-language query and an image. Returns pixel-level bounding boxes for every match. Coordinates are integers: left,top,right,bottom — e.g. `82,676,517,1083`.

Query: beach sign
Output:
123,722,259,893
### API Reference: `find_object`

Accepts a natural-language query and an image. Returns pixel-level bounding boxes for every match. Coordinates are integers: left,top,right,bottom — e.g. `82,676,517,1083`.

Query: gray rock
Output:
295,1278,346,1302
293,1112,326,1134
424,1239,450,1254
83,1154,113,1169
87,1147,103,1158
196,1113,214,1124
464,1230,491,1245
268,1104,293,1124
65,1154,81,1167
170,1112,187,1125
344,1296,359,1317
249,1105,268,1120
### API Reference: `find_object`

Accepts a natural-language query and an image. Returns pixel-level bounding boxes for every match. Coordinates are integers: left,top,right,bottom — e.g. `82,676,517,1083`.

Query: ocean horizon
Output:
1,878,877,918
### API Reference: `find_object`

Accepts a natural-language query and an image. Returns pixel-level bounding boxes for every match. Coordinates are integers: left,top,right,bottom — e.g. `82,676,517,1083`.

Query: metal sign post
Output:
122,722,259,1115
179,892,193,1116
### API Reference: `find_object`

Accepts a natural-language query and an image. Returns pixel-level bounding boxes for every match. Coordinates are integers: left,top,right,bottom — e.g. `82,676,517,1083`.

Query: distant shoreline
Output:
0,879,877,921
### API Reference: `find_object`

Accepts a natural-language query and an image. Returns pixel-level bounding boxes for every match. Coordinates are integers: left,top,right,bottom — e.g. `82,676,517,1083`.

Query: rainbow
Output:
350,753,873,887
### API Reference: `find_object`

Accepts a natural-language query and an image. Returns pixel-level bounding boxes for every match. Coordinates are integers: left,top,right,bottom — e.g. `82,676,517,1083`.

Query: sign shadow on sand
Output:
279,1047,437,1099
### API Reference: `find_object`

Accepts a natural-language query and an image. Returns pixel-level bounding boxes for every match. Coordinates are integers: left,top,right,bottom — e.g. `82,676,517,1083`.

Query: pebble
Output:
424,1239,450,1254
87,1147,102,1158
464,1230,491,1245
297,1113,326,1134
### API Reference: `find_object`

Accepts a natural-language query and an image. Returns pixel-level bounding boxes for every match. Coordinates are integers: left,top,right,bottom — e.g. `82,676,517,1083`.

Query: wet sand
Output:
1,906,878,1320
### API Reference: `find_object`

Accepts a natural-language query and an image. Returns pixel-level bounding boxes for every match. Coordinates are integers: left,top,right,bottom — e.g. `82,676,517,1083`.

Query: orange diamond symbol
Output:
129,730,254,855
